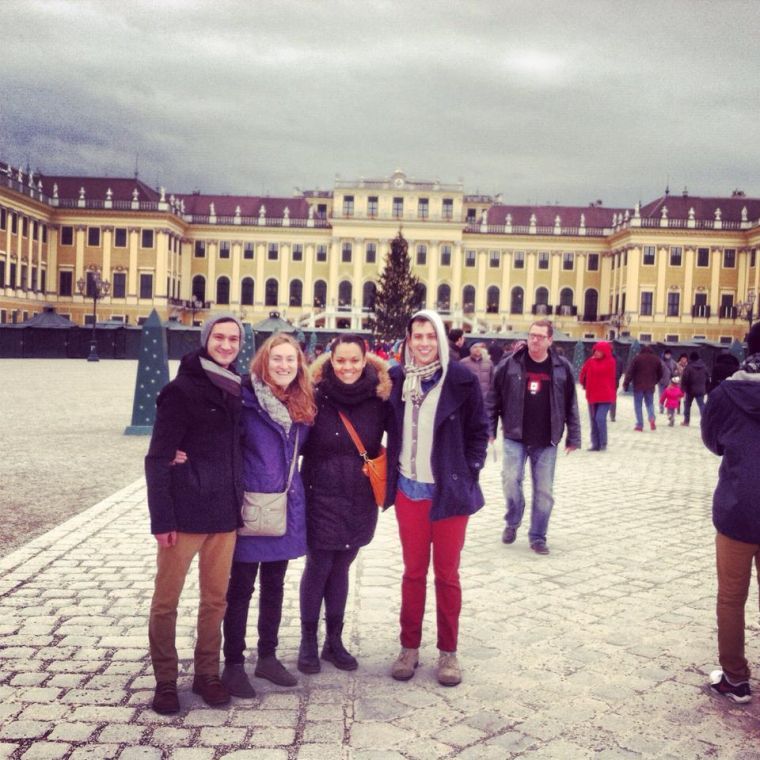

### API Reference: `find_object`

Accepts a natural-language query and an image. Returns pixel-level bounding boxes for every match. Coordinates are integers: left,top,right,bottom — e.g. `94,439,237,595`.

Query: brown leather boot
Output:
192,674,231,706
152,680,180,714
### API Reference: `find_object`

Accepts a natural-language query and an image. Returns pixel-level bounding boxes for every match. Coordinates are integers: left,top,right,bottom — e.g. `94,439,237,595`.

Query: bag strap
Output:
338,411,370,464
285,427,300,488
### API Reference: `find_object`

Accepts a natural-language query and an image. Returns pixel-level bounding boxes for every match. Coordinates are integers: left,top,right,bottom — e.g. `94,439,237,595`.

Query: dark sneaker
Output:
530,541,550,555
709,670,751,704
221,663,256,698
152,680,180,715
255,655,298,686
191,674,230,707
502,526,517,544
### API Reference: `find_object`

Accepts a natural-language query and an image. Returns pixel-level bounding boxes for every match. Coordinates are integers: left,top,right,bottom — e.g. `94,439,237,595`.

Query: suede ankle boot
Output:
298,621,321,674
321,616,358,671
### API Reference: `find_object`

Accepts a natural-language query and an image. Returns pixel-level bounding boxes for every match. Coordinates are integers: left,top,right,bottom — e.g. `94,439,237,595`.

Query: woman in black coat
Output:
297,335,391,673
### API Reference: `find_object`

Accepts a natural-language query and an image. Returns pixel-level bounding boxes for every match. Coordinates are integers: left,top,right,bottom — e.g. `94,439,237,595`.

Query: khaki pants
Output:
148,531,236,682
716,531,760,683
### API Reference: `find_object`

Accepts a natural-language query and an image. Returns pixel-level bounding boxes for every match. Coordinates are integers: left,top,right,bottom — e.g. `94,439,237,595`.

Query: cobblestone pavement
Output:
1,400,759,758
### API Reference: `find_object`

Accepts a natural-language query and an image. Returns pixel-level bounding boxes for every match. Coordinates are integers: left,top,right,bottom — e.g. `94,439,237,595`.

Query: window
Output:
559,288,573,308
465,250,476,267
265,278,278,306
723,248,736,268
219,241,230,259
316,245,327,263
418,198,429,219
40,269,46,293
643,245,655,265
0,260,4,287
462,285,476,313
640,291,653,316
289,280,303,307
268,243,278,261
241,277,254,305
639,333,653,343
413,282,426,310
587,253,599,271
416,245,427,266
87,227,100,247
338,280,352,310
341,242,352,263
583,289,598,321
437,284,451,312
538,251,549,270
440,245,451,267
562,252,573,271
487,285,499,313
510,286,524,314
535,287,549,310
141,229,154,248
0,208,5,229
61,226,74,246
32,221,38,240
489,250,500,268
194,240,206,258
244,242,254,260
317,203,327,219
192,275,206,303
513,251,525,269
719,293,734,318
313,280,327,308
292,244,303,262
466,208,476,223
719,336,733,345
42,225,47,244
367,196,378,217
114,228,127,247
139,273,153,299
342,195,354,217
363,281,377,311
697,247,710,267
216,276,230,305
751,249,757,268
442,198,453,220
392,197,403,218
9,262,16,288
59,270,73,296
365,242,377,264
667,291,680,317
22,217,28,237
112,272,126,298
669,246,682,266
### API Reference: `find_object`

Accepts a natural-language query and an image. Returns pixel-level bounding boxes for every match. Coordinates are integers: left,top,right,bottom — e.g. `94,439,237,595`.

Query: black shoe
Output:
322,616,358,671
191,674,230,707
709,670,751,704
587,446,600,452
530,541,550,555
221,663,256,698
298,621,321,674
502,526,517,544
254,655,298,686
152,680,180,714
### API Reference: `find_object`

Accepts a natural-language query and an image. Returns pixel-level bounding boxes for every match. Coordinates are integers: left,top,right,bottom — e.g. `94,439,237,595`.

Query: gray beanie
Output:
200,312,244,349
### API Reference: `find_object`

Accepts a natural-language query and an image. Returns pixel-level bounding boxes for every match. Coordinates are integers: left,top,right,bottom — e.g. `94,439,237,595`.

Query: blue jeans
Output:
633,389,655,428
588,403,611,449
683,393,705,424
501,438,558,544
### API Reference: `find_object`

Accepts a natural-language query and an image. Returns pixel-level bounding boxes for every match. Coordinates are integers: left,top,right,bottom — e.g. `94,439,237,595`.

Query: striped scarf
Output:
199,356,242,397
402,360,442,404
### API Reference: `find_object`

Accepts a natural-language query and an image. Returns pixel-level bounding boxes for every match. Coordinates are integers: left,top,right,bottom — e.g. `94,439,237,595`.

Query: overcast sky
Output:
2,0,759,207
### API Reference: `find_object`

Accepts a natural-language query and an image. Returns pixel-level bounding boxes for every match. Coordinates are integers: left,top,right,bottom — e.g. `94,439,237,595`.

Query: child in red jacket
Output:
659,376,685,426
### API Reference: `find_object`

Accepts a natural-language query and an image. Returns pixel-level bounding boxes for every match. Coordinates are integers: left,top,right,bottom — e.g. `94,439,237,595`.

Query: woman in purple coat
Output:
220,334,316,698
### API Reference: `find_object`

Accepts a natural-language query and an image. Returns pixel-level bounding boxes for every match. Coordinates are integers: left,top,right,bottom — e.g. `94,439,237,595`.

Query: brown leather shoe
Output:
192,674,231,707
152,680,180,714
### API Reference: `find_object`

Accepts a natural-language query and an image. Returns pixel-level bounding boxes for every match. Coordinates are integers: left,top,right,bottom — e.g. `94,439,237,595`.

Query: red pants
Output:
394,490,468,651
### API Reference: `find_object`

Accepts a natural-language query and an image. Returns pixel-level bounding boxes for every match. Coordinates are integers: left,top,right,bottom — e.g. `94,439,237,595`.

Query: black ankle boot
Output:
298,621,321,674
321,616,358,671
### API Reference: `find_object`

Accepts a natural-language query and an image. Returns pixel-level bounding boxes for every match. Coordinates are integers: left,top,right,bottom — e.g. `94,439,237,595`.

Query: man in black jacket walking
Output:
681,351,710,426
145,312,243,714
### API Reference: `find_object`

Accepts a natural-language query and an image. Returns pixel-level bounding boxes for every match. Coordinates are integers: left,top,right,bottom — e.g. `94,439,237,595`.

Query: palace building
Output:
1,161,758,343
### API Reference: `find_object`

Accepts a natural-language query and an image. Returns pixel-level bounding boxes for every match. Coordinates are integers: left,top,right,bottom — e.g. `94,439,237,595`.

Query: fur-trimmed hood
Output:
309,351,392,401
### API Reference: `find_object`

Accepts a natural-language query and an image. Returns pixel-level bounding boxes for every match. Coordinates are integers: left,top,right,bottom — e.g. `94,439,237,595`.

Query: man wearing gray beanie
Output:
144,312,244,714
701,318,760,704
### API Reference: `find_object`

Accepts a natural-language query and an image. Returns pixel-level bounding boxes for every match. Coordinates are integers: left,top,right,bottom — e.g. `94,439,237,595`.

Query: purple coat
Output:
233,377,310,563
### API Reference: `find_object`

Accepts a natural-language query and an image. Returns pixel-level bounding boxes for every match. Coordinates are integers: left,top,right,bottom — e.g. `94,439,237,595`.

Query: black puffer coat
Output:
300,353,391,551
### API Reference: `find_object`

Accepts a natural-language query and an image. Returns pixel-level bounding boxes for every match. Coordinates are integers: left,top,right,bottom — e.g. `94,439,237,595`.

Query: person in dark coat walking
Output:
460,341,494,401
701,322,760,704
386,310,488,687
220,334,316,698
623,344,663,431
681,351,710,426
297,335,392,674
145,312,244,714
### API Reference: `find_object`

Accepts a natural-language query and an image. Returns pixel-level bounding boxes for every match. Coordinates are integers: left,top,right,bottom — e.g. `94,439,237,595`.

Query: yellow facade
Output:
1,166,758,343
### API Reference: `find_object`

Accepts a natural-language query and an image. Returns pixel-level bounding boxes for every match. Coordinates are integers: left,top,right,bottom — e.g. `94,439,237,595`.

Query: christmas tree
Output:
371,231,421,343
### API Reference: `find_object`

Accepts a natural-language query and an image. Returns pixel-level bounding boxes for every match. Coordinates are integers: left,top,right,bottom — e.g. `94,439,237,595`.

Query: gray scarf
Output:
251,375,292,433
402,360,442,404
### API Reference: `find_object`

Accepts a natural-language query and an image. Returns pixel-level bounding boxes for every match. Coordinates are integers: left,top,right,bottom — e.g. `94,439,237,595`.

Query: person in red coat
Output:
579,341,617,451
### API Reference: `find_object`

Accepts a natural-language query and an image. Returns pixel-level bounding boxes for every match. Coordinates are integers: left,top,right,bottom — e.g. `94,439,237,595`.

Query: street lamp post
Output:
76,270,111,362
607,311,631,340
737,290,756,341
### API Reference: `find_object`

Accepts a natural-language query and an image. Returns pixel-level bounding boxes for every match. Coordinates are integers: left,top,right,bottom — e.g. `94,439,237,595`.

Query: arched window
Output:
510,286,524,314
535,286,549,305
216,276,230,305
413,282,427,311
487,285,500,314
289,279,303,307
192,274,205,303
241,277,254,306
338,280,352,311
462,285,476,314
437,284,451,313
265,278,278,307
584,288,598,321
313,280,327,309
560,287,573,307
362,281,377,311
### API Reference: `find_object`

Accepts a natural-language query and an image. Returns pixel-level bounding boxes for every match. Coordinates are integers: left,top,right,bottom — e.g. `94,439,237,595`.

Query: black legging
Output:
223,559,288,663
299,548,360,623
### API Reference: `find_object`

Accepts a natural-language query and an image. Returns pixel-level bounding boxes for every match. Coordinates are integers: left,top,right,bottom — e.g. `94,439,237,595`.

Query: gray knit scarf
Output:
740,352,760,374
251,375,292,433
402,360,442,404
